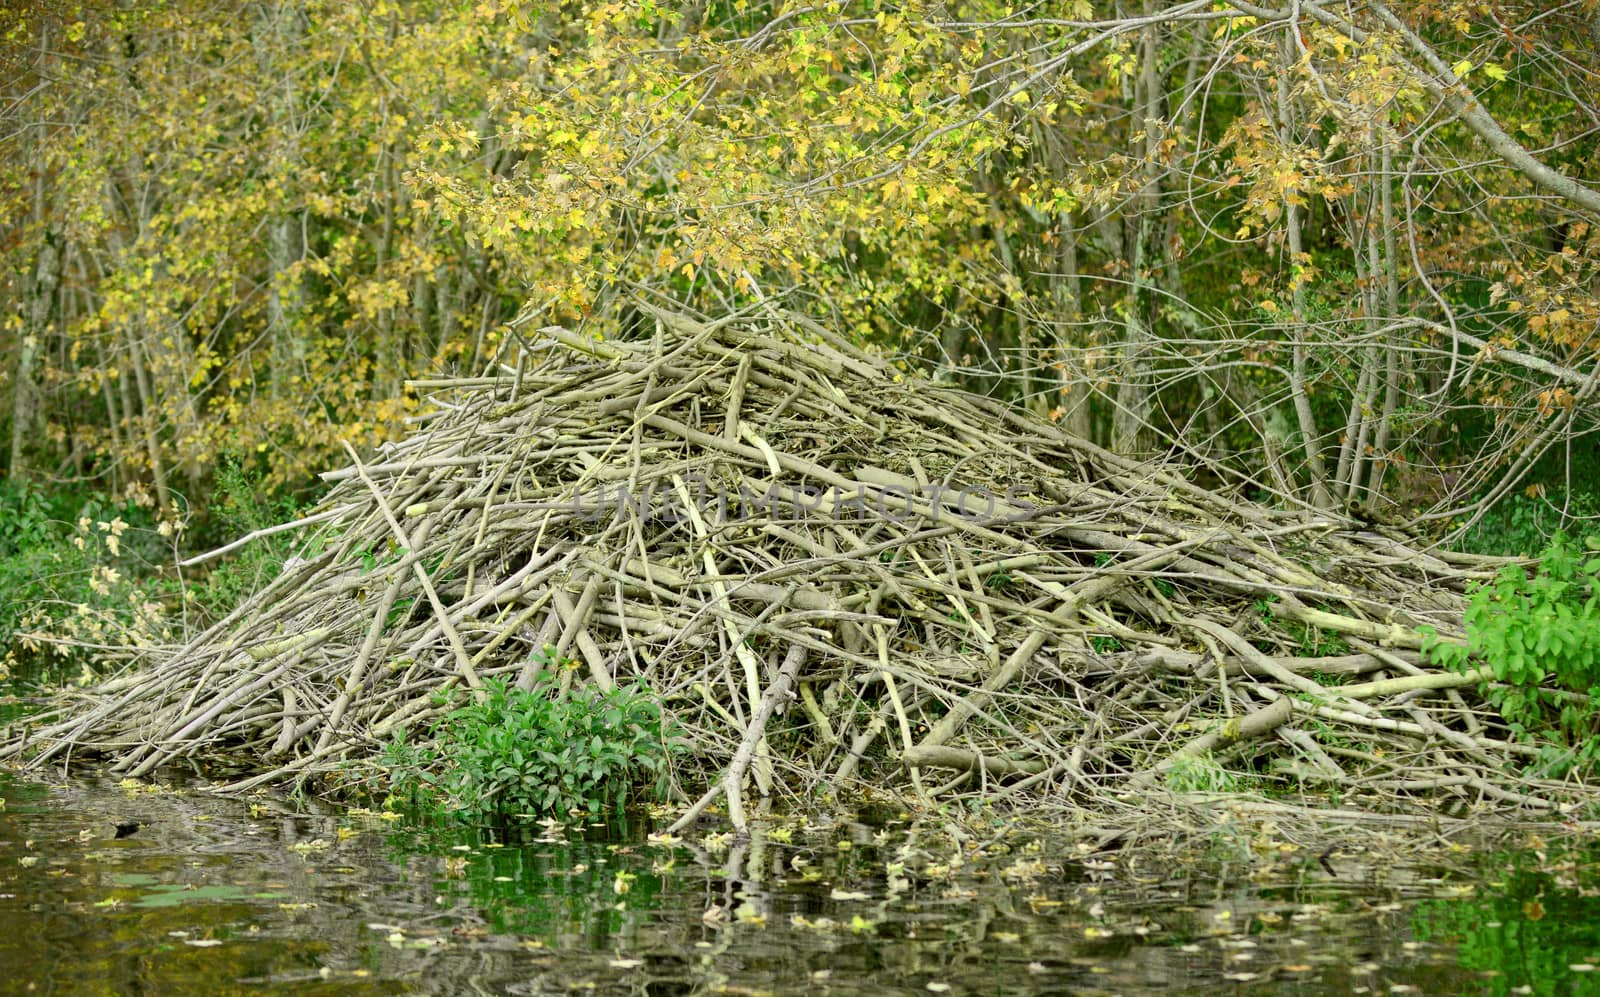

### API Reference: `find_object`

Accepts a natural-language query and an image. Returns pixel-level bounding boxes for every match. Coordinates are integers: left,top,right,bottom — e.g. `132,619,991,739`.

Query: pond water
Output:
1,769,1598,996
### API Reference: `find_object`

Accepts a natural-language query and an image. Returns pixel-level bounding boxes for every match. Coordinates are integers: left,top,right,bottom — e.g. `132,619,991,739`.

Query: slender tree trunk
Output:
1277,27,1333,509
12,222,57,481
1112,15,1162,456
1053,210,1093,442
258,1,307,400
10,27,58,482
124,330,171,509
1365,139,1403,510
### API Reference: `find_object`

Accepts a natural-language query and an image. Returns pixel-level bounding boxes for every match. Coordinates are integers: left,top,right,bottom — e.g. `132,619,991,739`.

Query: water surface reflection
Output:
0,773,1589,995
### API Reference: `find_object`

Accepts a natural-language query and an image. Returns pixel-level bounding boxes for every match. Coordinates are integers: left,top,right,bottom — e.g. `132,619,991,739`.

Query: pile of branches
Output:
1,308,1568,822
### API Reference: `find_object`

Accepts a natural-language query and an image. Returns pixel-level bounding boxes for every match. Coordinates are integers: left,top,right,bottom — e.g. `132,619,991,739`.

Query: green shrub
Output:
1424,533,1600,775
0,482,168,683
383,673,676,818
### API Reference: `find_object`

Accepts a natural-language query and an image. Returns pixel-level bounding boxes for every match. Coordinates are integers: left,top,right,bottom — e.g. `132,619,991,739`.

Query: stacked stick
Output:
2,308,1567,821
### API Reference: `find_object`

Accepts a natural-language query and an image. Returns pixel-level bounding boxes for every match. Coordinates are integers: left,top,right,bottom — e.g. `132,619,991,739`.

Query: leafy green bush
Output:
0,482,169,683
1424,533,1600,774
383,673,676,818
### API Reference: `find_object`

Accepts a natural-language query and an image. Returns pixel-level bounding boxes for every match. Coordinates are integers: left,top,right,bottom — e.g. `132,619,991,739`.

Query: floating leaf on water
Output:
734,903,767,927
790,914,836,932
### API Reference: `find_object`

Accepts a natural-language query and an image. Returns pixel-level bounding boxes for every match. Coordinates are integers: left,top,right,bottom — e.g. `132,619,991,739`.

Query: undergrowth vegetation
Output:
0,459,310,684
187,460,306,623
1163,753,1247,795
1425,533,1600,777
1456,488,1600,558
0,481,169,684
379,670,677,819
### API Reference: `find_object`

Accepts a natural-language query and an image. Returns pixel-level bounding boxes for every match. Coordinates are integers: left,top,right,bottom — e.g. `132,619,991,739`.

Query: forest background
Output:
1,0,1597,675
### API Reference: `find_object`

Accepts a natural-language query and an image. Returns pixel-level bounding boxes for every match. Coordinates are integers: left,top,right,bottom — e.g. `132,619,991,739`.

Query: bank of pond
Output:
2,768,1599,996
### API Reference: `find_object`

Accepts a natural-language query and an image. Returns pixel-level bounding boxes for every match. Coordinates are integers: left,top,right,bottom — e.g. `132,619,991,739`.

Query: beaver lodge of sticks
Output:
0,307,1577,827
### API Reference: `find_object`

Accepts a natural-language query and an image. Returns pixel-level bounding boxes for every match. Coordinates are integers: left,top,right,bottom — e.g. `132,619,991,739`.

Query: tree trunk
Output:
11,241,57,482
1276,26,1333,509
9,28,58,482
257,1,307,400
1111,15,1163,456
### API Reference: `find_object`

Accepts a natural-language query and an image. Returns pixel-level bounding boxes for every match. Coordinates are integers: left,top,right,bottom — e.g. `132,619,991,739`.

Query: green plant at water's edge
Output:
0,481,166,683
383,674,676,818
1422,533,1600,776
